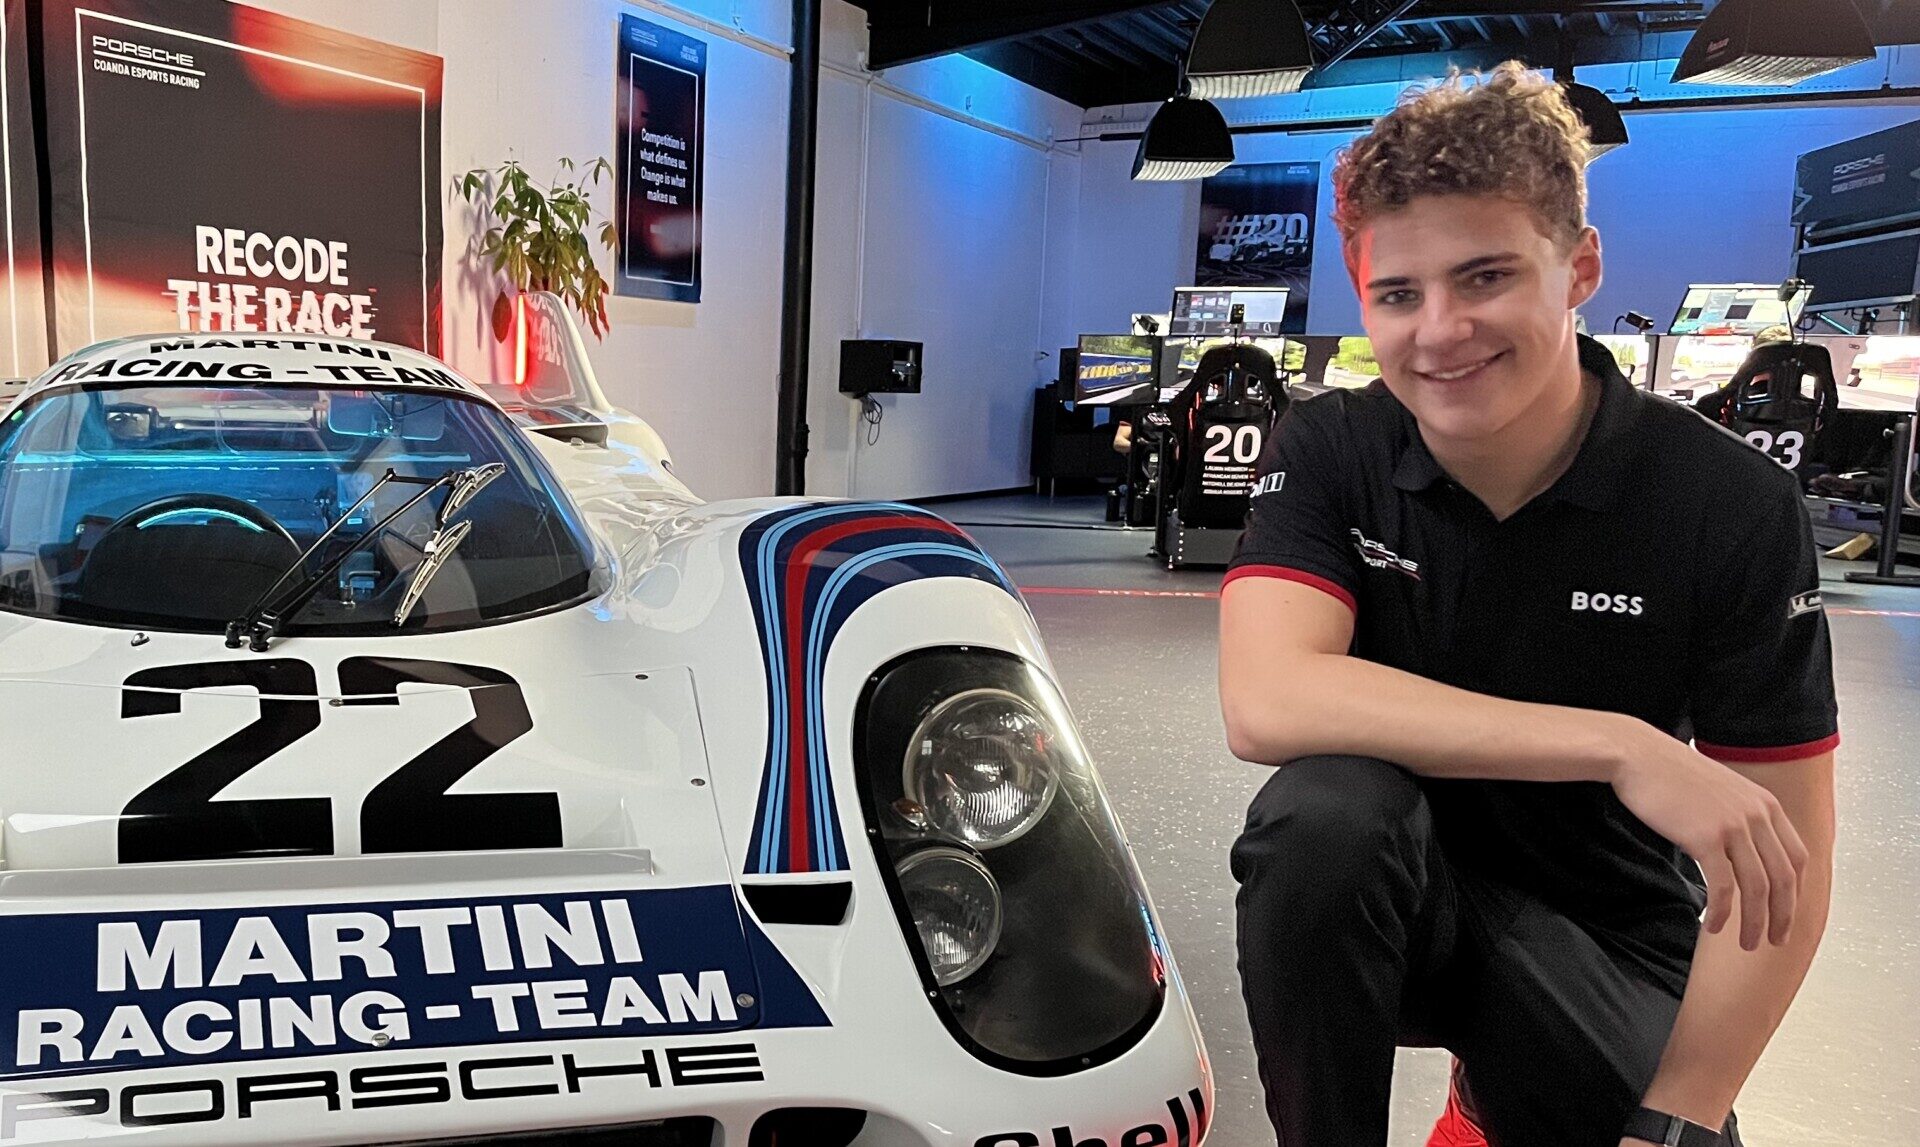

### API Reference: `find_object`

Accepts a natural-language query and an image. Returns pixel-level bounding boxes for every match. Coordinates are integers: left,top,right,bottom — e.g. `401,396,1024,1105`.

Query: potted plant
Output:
457,157,619,339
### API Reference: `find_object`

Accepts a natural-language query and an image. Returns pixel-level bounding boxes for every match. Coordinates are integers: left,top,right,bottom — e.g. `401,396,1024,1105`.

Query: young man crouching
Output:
1220,63,1838,1147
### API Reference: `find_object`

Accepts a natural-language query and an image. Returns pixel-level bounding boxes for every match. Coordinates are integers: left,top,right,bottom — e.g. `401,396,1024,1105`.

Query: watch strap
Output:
1622,1106,1725,1147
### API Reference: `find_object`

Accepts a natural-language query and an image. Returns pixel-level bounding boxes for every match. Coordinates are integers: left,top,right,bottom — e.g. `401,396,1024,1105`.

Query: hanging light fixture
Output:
1132,95,1235,181
1184,0,1317,99
1673,0,1875,86
1553,64,1628,159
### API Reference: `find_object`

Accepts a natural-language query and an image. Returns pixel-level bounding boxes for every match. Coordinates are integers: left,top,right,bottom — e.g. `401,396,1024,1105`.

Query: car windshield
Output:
0,383,605,635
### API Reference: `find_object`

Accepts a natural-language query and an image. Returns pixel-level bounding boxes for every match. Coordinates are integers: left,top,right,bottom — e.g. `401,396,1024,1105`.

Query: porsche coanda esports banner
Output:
33,0,443,358
2,0,48,379
614,14,704,303
1195,162,1319,334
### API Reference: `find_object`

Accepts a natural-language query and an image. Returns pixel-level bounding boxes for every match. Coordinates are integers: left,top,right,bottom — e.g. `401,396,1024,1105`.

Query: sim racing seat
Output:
1156,344,1285,569
1693,340,1838,480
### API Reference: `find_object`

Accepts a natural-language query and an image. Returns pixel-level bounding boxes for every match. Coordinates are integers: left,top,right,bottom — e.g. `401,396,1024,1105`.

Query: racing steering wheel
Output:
97,494,297,544
80,495,302,622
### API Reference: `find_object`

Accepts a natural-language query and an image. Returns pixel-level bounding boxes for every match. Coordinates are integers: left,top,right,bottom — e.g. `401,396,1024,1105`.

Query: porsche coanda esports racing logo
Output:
0,887,827,1083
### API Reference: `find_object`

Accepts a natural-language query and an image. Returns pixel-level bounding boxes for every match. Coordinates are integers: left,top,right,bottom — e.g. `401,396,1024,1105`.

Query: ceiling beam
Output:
867,1,1170,69
1311,0,1425,68
1413,0,1699,12
1077,19,1162,69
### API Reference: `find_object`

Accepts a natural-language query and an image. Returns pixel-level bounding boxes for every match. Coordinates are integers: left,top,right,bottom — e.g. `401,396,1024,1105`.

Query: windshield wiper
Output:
390,463,503,627
223,463,503,652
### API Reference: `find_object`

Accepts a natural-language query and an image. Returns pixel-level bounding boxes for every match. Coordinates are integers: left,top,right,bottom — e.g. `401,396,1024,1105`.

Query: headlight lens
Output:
857,650,1165,1073
903,688,1060,848
896,845,1003,986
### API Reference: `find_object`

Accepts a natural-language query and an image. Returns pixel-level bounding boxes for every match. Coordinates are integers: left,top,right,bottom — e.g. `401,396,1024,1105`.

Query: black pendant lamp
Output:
1673,0,1876,86
1184,0,1317,99
1557,75,1628,158
1132,95,1235,182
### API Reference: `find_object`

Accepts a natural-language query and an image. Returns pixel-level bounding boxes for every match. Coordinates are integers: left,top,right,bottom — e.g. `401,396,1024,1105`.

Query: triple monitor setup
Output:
1073,286,1290,409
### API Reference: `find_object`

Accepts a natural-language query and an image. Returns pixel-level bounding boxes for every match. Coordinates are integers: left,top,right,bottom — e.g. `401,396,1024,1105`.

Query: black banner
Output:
614,14,704,303
33,0,442,356
1195,162,1320,335
1793,118,1920,231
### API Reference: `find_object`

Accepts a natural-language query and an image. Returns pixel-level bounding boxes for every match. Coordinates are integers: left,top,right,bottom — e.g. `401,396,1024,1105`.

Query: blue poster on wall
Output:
614,14,705,302
1195,162,1320,334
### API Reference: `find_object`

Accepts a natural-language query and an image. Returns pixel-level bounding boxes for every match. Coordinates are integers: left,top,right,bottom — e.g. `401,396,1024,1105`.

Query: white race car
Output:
0,308,1212,1146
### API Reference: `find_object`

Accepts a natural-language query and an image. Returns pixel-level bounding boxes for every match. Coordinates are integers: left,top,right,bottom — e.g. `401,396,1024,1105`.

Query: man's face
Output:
1346,194,1601,445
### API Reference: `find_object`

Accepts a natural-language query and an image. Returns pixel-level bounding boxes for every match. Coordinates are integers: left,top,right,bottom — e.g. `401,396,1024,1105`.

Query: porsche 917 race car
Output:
0,306,1212,1146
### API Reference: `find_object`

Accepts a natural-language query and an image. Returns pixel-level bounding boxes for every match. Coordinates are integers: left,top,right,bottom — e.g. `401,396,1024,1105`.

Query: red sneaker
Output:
1426,1079,1489,1147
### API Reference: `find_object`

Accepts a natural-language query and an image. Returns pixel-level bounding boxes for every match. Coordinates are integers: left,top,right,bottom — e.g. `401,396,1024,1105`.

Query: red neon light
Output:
514,294,528,387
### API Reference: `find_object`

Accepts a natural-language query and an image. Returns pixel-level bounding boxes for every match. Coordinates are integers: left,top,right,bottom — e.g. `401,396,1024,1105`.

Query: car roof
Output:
22,334,496,405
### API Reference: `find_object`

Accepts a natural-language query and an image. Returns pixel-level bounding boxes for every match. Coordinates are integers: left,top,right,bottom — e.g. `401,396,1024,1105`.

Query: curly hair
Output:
1332,62,1592,249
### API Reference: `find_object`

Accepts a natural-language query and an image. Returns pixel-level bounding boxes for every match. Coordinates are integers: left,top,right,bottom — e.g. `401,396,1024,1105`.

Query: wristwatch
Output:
1622,1106,1725,1147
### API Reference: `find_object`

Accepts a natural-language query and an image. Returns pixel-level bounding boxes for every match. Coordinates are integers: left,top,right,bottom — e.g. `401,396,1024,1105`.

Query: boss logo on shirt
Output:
1789,590,1823,619
1570,591,1644,616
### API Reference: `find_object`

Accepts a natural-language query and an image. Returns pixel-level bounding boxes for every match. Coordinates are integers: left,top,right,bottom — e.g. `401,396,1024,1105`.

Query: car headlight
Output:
897,845,1003,986
856,649,1165,1074
904,688,1059,849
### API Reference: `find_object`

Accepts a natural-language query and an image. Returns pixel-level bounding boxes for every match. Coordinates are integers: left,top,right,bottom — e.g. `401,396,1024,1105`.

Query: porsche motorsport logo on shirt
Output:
1350,529,1419,580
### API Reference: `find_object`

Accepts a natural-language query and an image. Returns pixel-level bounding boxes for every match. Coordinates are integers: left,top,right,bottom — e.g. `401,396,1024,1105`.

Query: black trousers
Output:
1231,756,1742,1147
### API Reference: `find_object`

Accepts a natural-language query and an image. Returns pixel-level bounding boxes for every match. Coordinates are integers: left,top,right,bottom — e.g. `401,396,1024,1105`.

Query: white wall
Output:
1050,136,1203,348
436,0,794,504
803,15,1082,500
236,0,1080,503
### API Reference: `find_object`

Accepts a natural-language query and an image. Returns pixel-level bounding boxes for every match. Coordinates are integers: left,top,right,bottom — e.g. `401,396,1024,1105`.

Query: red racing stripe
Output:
1695,732,1841,763
1222,564,1358,614
778,513,964,870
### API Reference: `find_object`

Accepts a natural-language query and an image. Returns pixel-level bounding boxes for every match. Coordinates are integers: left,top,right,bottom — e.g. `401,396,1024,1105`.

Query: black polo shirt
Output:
1226,335,1840,981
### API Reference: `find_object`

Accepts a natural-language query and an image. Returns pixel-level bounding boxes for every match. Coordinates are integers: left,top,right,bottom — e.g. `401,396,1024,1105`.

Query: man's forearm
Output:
1635,856,1831,1131
1634,759,1836,1135
1223,649,1633,782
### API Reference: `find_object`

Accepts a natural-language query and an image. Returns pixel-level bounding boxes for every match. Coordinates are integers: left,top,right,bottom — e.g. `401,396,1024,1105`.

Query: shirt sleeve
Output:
1224,397,1362,614
1689,485,1840,762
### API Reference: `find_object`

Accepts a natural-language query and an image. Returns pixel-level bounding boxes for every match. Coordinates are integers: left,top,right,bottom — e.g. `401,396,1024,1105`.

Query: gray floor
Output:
934,492,1920,1147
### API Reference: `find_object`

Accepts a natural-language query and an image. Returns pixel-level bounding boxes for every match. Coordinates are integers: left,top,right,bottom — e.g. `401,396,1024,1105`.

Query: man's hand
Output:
1606,716,1810,950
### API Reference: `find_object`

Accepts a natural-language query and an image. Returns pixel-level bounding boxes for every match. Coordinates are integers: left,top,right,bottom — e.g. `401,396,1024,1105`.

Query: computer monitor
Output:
1161,336,1290,402
1074,334,1162,406
1169,287,1290,338
1319,337,1381,390
1668,283,1812,337
1835,335,1920,412
1591,334,1650,387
